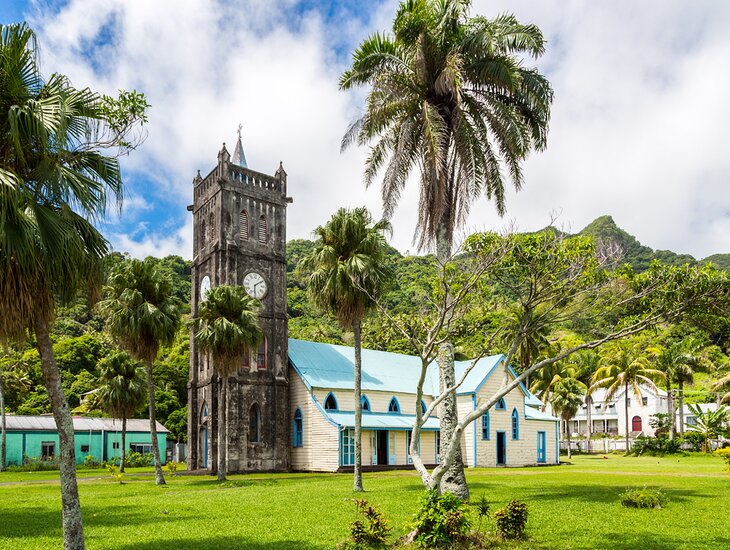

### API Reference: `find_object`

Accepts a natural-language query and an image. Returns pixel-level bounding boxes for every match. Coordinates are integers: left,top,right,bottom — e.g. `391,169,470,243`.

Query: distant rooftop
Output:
5,415,168,433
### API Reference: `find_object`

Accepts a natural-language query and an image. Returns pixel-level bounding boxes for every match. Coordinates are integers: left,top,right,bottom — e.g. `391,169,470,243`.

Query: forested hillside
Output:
2,216,728,443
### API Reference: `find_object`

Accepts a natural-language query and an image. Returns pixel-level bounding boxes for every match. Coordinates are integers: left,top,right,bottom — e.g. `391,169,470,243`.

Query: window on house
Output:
481,412,490,440
361,395,370,412
341,429,355,466
249,404,261,443
239,210,249,241
388,397,400,413
112,442,120,449
421,400,427,415
324,393,338,411
80,445,90,453
511,409,519,440
642,397,648,406
258,215,267,244
627,399,631,406
41,442,55,459
130,443,153,454
292,408,303,448
686,416,697,426
495,398,506,410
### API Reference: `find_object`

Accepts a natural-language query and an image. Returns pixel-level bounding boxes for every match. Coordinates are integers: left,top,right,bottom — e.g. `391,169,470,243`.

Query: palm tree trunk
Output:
678,381,685,435
585,395,593,454
353,320,364,492
217,375,227,482
624,382,630,453
120,417,127,474
145,361,165,485
566,416,572,460
0,367,6,472
435,224,469,500
667,383,676,440
34,317,85,550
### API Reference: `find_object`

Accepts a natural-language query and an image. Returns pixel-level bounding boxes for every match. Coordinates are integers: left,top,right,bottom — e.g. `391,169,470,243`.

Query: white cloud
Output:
26,0,730,259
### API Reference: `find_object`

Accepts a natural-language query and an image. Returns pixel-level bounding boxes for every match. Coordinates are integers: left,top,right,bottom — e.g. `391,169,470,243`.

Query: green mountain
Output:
576,215,722,272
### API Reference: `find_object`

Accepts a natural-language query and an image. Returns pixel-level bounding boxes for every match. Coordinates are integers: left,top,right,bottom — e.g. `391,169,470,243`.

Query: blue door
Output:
496,432,506,465
537,431,546,463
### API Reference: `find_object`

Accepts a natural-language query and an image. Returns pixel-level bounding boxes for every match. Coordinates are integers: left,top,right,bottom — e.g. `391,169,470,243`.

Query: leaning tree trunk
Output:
678,381,685,435
35,317,85,550
145,361,165,485
353,320,364,492
624,383,630,453
435,222,469,500
667,383,676,440
119,417,127,474
585,394,593,454
217,374,227,482
0,368,6,471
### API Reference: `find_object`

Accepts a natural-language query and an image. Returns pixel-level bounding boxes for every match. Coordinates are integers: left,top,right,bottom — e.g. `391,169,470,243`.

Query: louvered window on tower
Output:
258,215,267,244
239,210,249,241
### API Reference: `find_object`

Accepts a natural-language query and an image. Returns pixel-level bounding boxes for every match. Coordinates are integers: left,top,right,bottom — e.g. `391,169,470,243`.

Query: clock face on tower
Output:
200,275,211,302
243,271,267,299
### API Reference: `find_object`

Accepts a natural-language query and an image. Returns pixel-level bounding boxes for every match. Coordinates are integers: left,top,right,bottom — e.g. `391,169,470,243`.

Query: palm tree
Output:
530,360,576,412
687,404,729,453
0,23,146,549
99,258,182,485
193,285,262,482
506,306,553,389
671,339,711,435
591,341,665,453
298,207,392,492
571,349,600,452
0,365,5,472
550,378,586,460
96,351,147,473
713,373,730,405
341,0,552,498
652,343,681,439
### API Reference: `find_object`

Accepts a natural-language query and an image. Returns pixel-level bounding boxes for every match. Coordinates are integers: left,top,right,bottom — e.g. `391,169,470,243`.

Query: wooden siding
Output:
313,388,431,416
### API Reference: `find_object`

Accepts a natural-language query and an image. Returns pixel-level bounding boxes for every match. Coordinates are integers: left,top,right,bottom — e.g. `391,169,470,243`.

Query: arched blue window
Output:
421,400,427,415
324,392,338,411
388,397,400,413
511,408,519,440
361,395,371,412
496,397,506,410
481,412,490,440
293,408,303,447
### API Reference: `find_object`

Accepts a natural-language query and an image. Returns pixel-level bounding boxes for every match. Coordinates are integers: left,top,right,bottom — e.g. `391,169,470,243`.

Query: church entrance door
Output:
377,430,389,465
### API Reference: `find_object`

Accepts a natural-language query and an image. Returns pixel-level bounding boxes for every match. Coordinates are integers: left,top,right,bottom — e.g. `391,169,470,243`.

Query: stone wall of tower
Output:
187,143,290,472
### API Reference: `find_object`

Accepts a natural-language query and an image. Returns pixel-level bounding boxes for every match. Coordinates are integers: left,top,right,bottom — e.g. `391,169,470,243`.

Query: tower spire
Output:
232,123,247,168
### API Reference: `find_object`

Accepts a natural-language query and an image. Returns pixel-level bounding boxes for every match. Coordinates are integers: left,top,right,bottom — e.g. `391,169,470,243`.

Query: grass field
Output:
1,454,728,549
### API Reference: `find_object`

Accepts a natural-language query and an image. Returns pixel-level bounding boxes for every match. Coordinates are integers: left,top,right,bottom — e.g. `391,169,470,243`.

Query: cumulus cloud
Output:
22,0,730,259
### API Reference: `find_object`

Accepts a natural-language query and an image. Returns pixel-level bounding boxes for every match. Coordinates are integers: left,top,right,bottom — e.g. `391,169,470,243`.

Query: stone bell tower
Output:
187,130,291,472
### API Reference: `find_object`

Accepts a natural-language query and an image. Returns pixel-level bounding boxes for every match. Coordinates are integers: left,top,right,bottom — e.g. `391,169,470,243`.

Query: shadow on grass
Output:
518,484,707,505
114,536,325,550
582,532,730,550
0,507,61,538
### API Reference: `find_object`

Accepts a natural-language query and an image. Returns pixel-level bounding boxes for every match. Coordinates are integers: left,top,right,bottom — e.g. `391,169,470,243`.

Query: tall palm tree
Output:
714,373,730,405
671,339,711,435
550,378,585,460
0,23,146,549
530,360,576,412
571,349,600,453
652,343,681,439
298,207,392,492
99,258,182,485
506,305,553,389
687,404,729,453
96,351,147,473
591,341,665,453
193,285,262,482
341,0,552,498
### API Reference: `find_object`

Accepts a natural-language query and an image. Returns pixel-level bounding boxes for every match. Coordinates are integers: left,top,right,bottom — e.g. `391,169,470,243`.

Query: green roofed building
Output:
3,416,168,466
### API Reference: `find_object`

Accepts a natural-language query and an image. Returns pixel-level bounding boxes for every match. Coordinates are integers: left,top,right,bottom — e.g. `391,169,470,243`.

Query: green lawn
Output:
1,454,728,549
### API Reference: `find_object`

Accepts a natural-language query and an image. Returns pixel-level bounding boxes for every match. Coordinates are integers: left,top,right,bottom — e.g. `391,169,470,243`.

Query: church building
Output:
187,135,559,472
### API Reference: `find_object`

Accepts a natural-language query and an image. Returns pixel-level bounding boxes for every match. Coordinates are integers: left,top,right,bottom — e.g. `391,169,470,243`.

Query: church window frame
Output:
257,336,267,369
361,395,371,412
258,215,268,244
496,397,506,410
239,209,249,241
482,412,490,440
324,392,338,411
293,408,303,448
512,408,520,440
249,403,261,443
388,397,400,414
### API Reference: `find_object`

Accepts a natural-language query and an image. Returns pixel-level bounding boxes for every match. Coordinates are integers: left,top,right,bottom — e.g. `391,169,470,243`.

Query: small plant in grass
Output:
471,495,491,533
411,489,471,548
83,455,102,468
494,500,529,540
165,461,179,474
619,487,667,509
339,498,390,549
715,448,730,470
107,463,124,484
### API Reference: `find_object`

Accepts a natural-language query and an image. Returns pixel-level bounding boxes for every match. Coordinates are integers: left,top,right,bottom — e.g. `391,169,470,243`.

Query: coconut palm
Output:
591,341,665,453
714,373,730,405
652,343,682,439
96,351,147,473
298,207,392,492
670,339,711,435
99,258,182,485
530,360,576,412
687,404,729,453
571,349,600,452
341,0,552,497
506,305,553,389
193,285,262,482
0,23,146,549
550,378,586,459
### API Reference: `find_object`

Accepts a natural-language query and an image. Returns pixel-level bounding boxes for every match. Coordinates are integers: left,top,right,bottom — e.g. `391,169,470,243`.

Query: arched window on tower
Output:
200,220,207,247
258,215,267,244
257,336,267,369
208,213,215,242
239,210,249,241
249,403,261,443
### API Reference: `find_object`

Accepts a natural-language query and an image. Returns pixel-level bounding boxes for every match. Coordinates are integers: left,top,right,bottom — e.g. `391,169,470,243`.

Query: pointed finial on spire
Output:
232,124,248,168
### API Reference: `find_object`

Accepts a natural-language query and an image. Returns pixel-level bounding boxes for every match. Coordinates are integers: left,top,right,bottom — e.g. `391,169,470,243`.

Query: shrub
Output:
682,432,704,452
494,500,529,540
106,463,124,484
124,451,153,468
7,456,60,471
630,436,683,456
619,487,667,509
412,490,471,548
341,498,390,549
715,447,730,470
83,455,102,468
165,461,179,474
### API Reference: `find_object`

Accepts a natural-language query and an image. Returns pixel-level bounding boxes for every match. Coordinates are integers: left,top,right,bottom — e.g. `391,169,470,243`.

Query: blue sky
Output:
2,0,730,260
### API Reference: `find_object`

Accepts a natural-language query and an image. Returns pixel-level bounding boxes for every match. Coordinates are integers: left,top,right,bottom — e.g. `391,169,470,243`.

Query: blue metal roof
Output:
324,411,441,430
524,407,558,421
